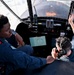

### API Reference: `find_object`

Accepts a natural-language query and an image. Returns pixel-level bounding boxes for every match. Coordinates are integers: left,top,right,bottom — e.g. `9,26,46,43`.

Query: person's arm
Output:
12,51,55,69
68,14,74,33
11,29,25,47
46,55,55,64
2,45,54,70
1,39,54,70
15,33,25,47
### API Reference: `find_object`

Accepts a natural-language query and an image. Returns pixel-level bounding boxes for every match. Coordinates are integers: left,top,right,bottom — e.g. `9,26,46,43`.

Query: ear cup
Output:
58,49,67,58
58,39,68,58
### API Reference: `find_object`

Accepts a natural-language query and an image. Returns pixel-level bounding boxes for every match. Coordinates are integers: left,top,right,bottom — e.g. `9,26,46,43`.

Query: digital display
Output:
29,36,46,47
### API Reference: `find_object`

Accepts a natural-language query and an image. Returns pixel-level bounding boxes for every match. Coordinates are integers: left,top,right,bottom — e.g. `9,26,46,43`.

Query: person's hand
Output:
68,14,74,33
46,56,55,64
51,48,58,59
15,33,25,47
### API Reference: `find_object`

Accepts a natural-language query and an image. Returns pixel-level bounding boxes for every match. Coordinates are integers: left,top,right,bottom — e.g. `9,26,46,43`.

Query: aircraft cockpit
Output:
20,0,73,57
0,0,74,75
0,0,74,57
1,0,73,57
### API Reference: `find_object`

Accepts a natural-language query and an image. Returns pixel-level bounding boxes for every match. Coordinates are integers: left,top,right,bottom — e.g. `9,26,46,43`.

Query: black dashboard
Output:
27,17,73,57
31,17,73,37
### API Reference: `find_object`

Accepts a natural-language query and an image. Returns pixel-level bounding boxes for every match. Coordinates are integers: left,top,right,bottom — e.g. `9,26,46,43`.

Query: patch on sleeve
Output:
0,41,2,44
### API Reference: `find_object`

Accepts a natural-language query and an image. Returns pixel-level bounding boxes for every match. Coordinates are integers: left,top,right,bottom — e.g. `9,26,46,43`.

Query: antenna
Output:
34,6,37,15
33,6,38,25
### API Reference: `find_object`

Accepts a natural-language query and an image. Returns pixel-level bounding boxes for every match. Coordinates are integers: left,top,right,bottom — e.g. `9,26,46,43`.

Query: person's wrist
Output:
46,56,55,64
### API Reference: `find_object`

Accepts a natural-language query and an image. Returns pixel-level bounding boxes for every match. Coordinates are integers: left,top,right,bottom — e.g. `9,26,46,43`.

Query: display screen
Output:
29,36,46,47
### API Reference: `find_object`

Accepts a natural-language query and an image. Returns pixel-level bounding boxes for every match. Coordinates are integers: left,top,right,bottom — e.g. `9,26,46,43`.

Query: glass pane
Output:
0,0,72,29
0,0,29,30
0,1,20,30
32,0,72,19
3,0,28,18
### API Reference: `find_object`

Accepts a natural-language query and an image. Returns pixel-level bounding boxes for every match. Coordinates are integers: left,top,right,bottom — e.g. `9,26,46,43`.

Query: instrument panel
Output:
27,17,73,57
31,17,73,39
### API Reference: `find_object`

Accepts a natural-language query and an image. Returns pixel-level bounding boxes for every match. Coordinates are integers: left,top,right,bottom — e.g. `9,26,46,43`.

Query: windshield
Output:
32,0,71,19
0,0,72,29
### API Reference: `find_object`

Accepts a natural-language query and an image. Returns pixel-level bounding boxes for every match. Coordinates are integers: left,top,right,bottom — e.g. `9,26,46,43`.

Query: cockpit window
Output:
32,0,71,19
0,0,72,29
3,0,28,17
0,0,29,29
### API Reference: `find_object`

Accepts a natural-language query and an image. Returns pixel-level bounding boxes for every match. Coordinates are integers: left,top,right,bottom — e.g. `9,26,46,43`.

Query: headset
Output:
56,37,72,58
57,49,67,58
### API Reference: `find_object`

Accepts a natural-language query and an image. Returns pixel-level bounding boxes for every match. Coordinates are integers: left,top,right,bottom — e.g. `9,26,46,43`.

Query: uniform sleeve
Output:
12,50,46,70
0,40,46,70
0,45,46,70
